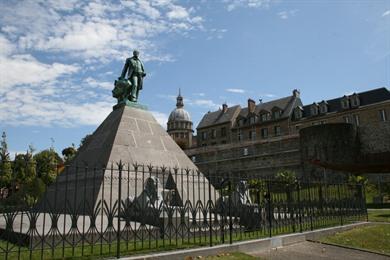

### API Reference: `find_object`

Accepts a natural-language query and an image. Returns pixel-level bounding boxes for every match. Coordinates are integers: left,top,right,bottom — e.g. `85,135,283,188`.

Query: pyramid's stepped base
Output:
37,170,214,215
37,105,217,215
0,212,158,247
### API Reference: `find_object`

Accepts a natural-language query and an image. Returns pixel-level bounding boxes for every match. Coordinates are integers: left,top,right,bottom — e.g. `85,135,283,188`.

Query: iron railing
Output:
0,162,367,259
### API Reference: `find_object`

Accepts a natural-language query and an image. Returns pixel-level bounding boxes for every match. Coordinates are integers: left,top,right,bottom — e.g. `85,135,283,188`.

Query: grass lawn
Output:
367,209,390,223
320,224,390,255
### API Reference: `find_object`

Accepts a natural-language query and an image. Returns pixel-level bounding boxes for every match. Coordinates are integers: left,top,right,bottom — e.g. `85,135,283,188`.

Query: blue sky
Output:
0,0,389,157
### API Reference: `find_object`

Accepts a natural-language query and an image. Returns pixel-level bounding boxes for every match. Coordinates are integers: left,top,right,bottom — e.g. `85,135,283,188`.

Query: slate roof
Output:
301,87,390,117
238,96,301,119
197,105,241,129
197,94,302,129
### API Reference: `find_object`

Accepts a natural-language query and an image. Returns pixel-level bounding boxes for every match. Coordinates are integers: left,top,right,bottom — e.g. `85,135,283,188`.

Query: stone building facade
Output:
167,90,194,149
185,87,390,180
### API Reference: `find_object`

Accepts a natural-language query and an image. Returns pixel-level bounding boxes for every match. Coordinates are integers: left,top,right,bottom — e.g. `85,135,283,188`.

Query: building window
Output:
274,126,281,136
350,94,360,107
353,114,360,126
180,133,184,138
272,109,281,119
191,156,196,162
294,107,303,119
249,130,256,140
379,109,387,122
211,129,217,139
343,116,350,123
243,148,249,156
201,131,207,140
319,102,328,114
341,96,349,109
261,128,268,138
249,116,256,124
238,118,245,127
238,129,243,141
221,127,227,137
310,104,318,116
260,113,268,122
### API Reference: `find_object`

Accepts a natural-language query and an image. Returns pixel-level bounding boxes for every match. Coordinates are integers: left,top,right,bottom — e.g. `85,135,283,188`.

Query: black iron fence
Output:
0,163,367,259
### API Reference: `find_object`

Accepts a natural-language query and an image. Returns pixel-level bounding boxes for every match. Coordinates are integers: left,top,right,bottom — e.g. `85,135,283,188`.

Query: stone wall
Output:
186,135,301,178
300,123,359,165
359,121,390,154
186,121,390,180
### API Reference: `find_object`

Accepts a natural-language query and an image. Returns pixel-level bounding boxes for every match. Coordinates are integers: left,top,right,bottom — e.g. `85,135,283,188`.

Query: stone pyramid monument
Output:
38,51,215,215
38,104,215,215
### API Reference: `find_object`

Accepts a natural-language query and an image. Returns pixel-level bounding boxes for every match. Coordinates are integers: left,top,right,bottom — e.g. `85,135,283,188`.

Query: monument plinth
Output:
36,50,216,237
38,104,215,215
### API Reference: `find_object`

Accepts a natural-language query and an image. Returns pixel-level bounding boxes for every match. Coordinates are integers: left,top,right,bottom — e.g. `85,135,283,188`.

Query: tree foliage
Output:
34,149,63,186
62,145,77,163
0,132,12,188
275,169,297,185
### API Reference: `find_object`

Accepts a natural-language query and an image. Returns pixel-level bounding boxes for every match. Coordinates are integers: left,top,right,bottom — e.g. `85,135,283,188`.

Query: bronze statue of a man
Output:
120,50,146,102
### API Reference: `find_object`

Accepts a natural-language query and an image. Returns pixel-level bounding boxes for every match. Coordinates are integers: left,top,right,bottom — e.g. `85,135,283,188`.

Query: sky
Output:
0,0,389,157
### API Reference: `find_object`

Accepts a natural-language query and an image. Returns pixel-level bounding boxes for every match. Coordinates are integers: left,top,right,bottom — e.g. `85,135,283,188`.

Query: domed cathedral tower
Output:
167,89,193,149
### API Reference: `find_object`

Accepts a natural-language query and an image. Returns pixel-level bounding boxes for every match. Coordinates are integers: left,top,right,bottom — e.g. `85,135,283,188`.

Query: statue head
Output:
133,50,139,58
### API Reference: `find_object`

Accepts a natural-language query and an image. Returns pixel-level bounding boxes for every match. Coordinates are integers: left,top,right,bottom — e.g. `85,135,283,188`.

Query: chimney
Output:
293,89,300,98
248,98,256,113
222,103,228,113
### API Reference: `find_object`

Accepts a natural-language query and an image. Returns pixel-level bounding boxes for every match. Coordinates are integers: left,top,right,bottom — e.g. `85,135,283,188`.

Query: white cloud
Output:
226,88,246,93
85,77,113,90
0,0,204,128
0,0,203,63
167,5,190,20
0,87,112,127
156,94,178,102
151,111,168,128
0,55,79,92
193,92,205,97
188,99,220,110
224,0,273,11
277,9,298,20
382,10,390,17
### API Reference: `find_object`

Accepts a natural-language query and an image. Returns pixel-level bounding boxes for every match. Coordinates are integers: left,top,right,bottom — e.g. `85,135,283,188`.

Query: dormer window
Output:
341,96,349,109
310,103,319,116
237,118,245,127
272,107,282,119
249,116,256,125
294,106,303,119
350,93,360,108
260,112,269,122
319,101,328,114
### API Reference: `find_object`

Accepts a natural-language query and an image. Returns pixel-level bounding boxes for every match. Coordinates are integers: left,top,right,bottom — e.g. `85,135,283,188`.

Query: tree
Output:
34,149,63,185
62,144,77,164
275,169,297,216
0,132,12,188
13,147,36,186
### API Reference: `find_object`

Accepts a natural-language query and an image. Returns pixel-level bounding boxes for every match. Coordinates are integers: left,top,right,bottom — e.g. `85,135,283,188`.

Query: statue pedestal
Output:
113,100,148,110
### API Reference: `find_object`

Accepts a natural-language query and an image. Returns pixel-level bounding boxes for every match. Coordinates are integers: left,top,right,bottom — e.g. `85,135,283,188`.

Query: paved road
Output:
252,241,390,260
